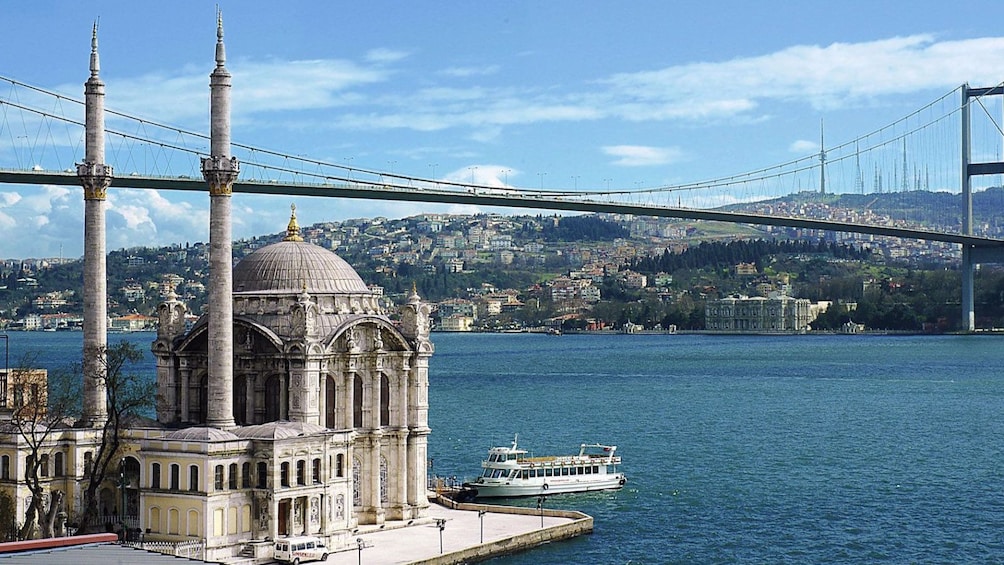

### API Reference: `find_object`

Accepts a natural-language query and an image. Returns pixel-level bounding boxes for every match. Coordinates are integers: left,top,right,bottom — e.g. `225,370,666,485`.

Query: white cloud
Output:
443,165,520,188
603,145,685,167
365,48,409,64
439,65,500,78
789,139,819,154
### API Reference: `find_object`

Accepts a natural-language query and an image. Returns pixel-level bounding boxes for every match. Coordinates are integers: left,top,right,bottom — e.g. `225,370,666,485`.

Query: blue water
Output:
427,333,1004,564
6,331,1004,563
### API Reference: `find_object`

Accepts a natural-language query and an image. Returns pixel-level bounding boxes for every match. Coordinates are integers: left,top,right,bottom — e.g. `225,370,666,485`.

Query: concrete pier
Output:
321,496,593,565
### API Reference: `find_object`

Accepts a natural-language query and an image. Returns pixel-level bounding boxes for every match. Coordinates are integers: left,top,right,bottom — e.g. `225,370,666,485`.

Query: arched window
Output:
40,454,49,477
241,462,251,488
54,452,64,477
335,454,344,478
379,456,389,504
149,506,161,533
296,460,305,486
214,465,224,491
83,451,93,477
312,458,321,484
195,374,208,424
151,462,161,489
170,463,180,490
352,458,361,507
265,375,285,422
325,375,336,428
353,375,363,428
229,463,238,489
380,374,390,426
189,465,199,492
234,375,247,425
256,462,268,489
0,455,9,480
280,462,290,487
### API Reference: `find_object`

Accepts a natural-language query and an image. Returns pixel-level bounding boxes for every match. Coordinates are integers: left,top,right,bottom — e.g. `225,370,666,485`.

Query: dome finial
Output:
284,203,304,242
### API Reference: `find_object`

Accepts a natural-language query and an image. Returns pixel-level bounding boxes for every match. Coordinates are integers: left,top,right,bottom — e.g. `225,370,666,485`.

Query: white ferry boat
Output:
463,435,626,498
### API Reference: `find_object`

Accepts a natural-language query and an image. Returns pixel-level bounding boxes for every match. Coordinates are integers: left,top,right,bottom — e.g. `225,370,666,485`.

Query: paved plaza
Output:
320,502,577,565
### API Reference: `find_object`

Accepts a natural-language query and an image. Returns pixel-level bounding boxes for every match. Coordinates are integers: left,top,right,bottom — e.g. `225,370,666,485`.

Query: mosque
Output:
0,16,432,563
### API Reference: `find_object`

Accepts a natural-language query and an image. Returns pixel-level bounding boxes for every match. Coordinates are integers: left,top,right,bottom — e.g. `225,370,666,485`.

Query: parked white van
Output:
274,536,329,564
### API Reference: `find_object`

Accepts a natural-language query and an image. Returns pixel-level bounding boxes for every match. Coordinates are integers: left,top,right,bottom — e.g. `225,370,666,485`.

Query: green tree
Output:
78,342,155,534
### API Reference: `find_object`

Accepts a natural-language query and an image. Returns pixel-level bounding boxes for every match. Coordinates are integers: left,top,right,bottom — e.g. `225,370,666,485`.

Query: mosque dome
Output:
233,205,370,295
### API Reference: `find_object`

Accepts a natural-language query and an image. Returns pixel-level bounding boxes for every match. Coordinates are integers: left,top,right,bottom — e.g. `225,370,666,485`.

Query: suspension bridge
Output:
2,68,1004,330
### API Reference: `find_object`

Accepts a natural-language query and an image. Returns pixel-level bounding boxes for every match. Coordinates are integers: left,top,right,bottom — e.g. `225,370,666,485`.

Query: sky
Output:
3,0,1004,259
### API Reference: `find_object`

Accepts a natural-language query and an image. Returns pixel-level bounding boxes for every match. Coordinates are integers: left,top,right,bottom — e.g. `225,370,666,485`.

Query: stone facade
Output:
705,295,815,332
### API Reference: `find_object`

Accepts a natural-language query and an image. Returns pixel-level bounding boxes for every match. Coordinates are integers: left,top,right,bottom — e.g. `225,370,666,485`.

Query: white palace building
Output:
0,16,433,563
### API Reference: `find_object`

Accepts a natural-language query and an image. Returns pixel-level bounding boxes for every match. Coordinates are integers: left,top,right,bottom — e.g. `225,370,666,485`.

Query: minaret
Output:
76,22,113,427
201,11,239,429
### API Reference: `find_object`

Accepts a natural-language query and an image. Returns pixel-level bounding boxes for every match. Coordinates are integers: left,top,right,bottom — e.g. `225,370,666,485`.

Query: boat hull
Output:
466,474,626,498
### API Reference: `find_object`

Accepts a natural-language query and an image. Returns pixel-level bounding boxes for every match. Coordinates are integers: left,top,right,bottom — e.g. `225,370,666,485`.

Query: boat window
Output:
492,469,506,478
584,466,592,475
545,468,552,477
508,454,517,461
593,465,599,474
488,454,496,463
482,468,492,477
508,470,518,479
520,470,528,479
561,467,569,476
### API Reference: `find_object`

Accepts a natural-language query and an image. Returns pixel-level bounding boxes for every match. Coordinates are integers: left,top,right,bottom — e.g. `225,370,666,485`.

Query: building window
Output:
189,465,199,492
296,460,306,486
1,455,9,480
54,452,64,477
352,458,361,507
280,462,290,487
83,451,93,477
151,462,161,489
229,463,238,490
380,374,390,426
257,462,268,489
40,454,49,478
353,375,363,428
312,458,321,484
379,456,388,503
242,462,251,488
214,465,224,491
170,464,180,490
325,376,336,428
336,454,344,478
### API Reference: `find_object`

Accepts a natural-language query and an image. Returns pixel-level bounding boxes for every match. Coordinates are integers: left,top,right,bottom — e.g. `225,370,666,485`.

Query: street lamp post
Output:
356,537,364,565
537,495,546,528
435,518,446,554
478,509,487,544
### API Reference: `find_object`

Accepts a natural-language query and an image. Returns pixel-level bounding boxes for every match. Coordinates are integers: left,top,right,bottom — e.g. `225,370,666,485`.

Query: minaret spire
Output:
201,10,239,429
215,8,226,69
89,21,100,78
77,20,113,427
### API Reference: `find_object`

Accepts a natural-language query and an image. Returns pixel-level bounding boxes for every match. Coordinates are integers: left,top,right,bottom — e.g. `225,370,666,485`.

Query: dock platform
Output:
323,494,593,564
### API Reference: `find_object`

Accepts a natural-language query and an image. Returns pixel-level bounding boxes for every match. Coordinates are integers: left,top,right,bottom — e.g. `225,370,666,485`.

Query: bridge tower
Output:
200,11,239,428
960,84,1004,332
76,23,113,427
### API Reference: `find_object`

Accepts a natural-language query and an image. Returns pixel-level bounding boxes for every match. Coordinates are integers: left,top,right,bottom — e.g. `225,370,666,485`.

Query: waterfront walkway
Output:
322,496,592,565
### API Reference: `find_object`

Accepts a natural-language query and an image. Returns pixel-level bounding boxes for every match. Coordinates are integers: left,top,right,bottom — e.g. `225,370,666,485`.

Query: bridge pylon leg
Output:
962,245,975,333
